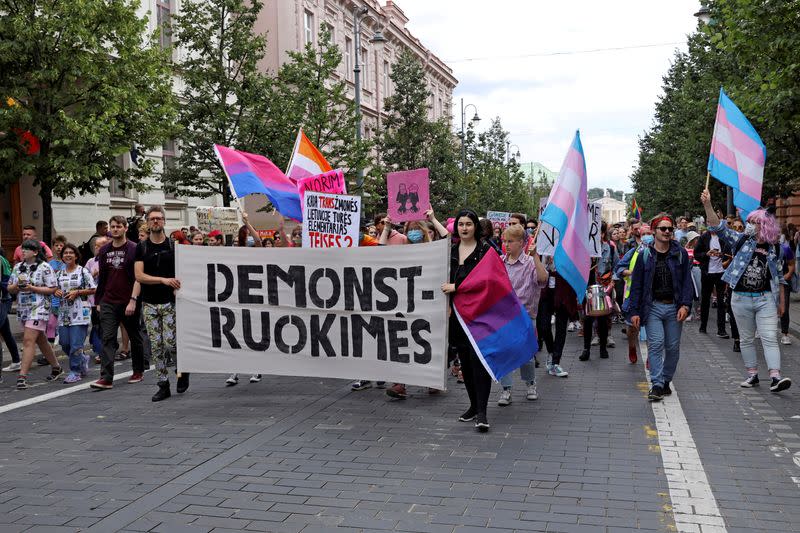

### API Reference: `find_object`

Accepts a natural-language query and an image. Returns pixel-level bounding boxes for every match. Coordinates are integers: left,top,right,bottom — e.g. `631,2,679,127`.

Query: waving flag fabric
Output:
453,248,538,381
286,129,333,180
214,144,303,221
540,131,591,303
708,88,766,218
631,198,642,220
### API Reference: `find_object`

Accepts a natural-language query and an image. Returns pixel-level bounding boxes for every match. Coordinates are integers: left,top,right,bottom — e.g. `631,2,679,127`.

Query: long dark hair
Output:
454,209,482,241
60,243,82,265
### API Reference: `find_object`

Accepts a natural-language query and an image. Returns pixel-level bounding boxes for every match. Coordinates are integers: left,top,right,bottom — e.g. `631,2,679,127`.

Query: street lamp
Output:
457,98,480,204
506,142,521,165
694,4,733,215
353,5,386,191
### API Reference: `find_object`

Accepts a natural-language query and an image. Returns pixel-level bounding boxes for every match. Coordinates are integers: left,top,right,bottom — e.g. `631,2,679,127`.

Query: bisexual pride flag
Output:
540,131,591,303
214,144,303,222
453,248,538,381
708,88,766,218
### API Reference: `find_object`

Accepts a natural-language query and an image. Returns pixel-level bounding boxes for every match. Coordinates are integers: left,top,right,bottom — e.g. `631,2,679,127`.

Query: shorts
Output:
23,319,48,332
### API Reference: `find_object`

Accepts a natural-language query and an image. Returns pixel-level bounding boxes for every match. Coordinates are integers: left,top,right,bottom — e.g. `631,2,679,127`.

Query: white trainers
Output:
781,335,792,345
2,362,21,372
549,364,568,377
607,335,616,348
497,389,512,406
591,336,599,346
225,374,239,386
249,374,262,383
567,322,576,332
526,383,539,400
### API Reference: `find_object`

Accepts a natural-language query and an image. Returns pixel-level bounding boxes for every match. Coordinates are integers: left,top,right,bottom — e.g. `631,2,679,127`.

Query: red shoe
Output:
628,347,638,364
386,383,407,399
128,373,144,384
90,379,113,390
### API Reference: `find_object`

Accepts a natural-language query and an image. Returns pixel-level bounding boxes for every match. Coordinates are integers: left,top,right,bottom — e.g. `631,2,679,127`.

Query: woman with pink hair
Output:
701,189,792,392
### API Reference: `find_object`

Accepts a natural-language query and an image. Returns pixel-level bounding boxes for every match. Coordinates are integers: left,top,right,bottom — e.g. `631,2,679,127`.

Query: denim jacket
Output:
708,220,785,301
598,241,618,277
628,240,694,322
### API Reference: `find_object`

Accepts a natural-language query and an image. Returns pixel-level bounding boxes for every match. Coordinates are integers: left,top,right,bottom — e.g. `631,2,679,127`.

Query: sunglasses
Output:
656,226,674,233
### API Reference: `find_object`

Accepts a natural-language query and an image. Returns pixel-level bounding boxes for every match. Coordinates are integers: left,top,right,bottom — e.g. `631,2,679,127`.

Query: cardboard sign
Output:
486,211,511,233
537,199,603,258
175,241,450,389
297,169,347,203
302,191,361,248
387,168,431,223
195,207,241,234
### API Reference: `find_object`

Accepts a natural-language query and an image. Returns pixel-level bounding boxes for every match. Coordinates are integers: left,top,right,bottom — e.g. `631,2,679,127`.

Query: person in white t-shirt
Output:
55,243,96,383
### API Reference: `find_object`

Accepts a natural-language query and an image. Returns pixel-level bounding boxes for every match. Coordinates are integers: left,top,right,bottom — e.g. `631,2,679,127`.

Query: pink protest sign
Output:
387,168,431,222
297,169,347,203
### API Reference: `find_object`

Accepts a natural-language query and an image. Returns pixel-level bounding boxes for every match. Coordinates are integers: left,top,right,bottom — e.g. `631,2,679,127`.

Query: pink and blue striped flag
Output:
453,248,538,381
214,144,303,221
540,131,591,303
708,88,766,218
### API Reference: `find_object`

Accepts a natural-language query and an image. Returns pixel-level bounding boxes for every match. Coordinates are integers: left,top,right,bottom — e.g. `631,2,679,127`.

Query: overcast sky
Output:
393,0,701,192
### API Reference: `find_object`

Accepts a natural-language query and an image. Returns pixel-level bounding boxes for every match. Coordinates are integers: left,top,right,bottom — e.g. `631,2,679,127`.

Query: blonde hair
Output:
503,224,525,241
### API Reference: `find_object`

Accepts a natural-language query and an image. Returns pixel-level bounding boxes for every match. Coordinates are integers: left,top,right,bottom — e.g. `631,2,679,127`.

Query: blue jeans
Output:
500,358,535,389
730,292,781,371
58,324,89,374
646,302,683,387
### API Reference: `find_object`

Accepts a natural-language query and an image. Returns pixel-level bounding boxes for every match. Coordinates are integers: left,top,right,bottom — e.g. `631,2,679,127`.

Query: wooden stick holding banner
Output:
705,170,710,190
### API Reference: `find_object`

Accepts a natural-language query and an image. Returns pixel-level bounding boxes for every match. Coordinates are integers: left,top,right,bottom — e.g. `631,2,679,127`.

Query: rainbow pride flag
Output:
214,144,303,221
453,248,538,381
631,197,642,220
286,128,333,180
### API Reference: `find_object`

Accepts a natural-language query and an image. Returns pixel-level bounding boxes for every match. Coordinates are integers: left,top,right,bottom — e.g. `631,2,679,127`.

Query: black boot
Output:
579,349,590,361
151,380,171,402
599,346,609,359
176,372,190,394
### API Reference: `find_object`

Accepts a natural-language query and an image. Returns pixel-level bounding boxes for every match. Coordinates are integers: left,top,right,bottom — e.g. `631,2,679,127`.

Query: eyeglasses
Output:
656,226,674,233
148,217,164,222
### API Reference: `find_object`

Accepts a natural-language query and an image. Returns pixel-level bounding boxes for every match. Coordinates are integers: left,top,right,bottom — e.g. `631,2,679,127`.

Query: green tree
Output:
0,0,176,242
163,0,271,205
377,50,461,217
250,26,372,194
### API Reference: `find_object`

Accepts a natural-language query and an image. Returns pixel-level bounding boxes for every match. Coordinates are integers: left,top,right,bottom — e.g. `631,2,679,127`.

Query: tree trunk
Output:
38,182,54,245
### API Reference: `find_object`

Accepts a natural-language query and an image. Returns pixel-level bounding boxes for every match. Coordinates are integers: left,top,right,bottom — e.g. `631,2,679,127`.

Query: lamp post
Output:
457,98,480,204
353,5,386,191
694,4,734,216
506,141,521,165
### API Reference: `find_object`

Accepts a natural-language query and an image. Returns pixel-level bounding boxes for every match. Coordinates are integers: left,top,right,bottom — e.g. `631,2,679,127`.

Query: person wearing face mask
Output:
615,224,654,364
628,214,693,402
694,225,733,338
701,189,792,392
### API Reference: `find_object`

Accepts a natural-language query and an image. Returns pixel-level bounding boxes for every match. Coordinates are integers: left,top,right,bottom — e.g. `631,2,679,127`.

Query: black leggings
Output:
583,315,609,349
536,292,570,363
457,341,492,417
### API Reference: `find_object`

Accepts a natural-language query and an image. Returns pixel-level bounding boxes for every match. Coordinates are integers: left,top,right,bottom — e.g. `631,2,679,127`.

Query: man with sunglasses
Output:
628,214,694,401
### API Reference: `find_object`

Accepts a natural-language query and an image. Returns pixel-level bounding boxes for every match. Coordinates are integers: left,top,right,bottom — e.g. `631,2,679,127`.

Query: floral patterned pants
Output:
142,302,176,382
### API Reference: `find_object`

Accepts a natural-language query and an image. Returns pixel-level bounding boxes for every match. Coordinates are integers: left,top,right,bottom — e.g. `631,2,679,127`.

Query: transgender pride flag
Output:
540,131,591,303
214,144,303,221
708,88,766,218
453,248,538,381
286,128,333,180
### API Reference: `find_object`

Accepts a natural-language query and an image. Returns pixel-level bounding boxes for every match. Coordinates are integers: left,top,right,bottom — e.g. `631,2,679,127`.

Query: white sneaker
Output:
781,335,792,345
526,383,539,400
225,374,239,386
2,362,21,372
567,322,576,332
607,335,616,348
545,354,554,372
591,336,599,346
549,364,569,377
249,374,262,383
497,389,512,406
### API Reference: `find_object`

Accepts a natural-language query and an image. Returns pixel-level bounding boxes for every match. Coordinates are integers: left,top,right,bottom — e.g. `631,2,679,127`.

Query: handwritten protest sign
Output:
195,207,241,234
486,211,511,233
302,191,361,248
537,199,603,257
387,168,431,223
297,169,347,204
175,241,449,389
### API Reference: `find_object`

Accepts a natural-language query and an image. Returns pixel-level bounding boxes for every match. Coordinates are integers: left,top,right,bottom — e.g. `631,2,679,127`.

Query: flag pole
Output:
705,170,710,190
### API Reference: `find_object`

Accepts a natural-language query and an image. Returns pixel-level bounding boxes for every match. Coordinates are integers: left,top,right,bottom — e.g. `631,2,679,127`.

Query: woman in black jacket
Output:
441,209,493,431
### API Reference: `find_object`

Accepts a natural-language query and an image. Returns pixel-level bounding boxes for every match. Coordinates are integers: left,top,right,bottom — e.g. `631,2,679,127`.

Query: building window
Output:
156,0,171,50
162,140,177,199
344,37,352,80
383,61,390,96
438,96,443,118
361,47,369,85
304,10,314,46
110,154,134,198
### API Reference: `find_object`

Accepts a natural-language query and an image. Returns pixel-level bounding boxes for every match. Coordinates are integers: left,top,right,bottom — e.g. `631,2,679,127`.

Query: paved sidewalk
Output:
0,323,799,532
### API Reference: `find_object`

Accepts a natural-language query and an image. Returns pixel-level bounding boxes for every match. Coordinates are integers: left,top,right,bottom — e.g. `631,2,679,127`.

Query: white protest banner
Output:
537,199,603,257
196,206,241,234
175,241,449,389
486,211,511,232
302,191,361,248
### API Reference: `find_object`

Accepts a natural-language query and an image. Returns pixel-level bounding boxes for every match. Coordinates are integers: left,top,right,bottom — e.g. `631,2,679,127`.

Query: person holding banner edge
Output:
442,209,493,431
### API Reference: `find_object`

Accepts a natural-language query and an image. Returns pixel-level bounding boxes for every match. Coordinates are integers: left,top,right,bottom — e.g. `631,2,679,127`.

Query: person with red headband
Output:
628,213,694,401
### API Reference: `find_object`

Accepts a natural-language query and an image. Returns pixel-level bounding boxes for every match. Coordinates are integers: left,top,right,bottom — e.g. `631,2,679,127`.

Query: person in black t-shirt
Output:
134,205,185,402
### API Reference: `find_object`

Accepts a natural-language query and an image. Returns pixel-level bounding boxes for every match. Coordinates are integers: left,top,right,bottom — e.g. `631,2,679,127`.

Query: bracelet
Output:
130,296,138,301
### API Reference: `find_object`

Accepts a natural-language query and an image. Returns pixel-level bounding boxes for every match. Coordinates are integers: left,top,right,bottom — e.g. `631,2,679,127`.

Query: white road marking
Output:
640,341,728,533
0,369,141,415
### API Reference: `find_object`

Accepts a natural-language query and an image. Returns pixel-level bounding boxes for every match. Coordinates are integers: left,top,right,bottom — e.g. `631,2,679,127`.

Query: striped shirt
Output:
502,253,541,319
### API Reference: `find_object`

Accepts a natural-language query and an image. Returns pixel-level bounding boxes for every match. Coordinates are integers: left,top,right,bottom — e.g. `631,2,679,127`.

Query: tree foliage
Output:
0,0,176,241
632,0,800,218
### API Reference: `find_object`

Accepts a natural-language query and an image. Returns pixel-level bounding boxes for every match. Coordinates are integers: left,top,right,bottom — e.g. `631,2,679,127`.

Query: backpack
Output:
78,237,96,267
